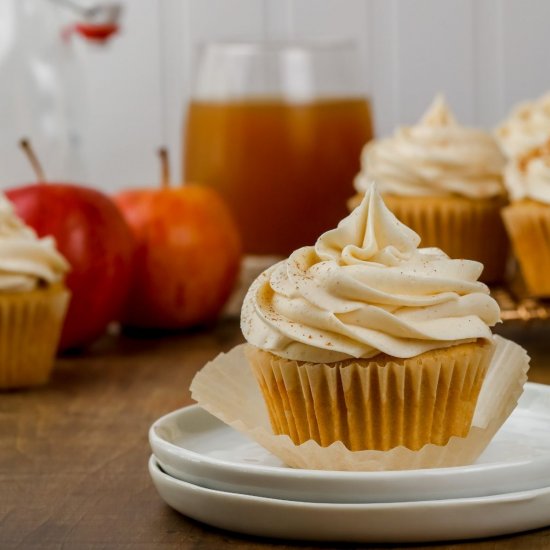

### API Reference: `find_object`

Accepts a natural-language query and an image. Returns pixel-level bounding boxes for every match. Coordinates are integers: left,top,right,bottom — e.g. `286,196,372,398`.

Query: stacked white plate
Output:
149,382,550,544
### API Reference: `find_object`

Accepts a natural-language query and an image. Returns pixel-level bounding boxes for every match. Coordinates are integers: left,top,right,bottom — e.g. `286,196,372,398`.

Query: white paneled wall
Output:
499,1,550,109
78,0,164,189
6,0,550,191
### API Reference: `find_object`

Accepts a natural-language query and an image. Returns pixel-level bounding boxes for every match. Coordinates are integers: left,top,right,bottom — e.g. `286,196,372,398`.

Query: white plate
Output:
149,382,550,503
149,455,550,543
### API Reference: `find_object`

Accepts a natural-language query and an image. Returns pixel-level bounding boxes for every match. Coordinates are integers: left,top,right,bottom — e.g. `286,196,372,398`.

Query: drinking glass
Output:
184,40,373,256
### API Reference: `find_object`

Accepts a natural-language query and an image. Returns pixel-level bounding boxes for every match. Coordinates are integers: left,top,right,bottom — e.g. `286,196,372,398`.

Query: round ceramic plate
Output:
149,456,550,543
149,382,550,503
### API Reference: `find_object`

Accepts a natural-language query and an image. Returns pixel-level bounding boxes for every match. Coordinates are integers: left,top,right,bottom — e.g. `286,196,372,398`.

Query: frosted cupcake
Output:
352,95,509,283
241,184,500,452
0,195,70,389
501,139,550,296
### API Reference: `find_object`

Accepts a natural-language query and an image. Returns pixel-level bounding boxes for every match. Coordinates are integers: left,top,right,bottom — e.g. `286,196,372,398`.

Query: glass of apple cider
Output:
184,41,373,257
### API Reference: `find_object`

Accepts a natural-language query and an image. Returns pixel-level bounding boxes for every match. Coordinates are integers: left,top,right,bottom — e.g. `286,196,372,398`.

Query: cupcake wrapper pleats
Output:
502,201,550,296
383,194,509,284
350,193,509,283
246,343,492,451
0,287,70,389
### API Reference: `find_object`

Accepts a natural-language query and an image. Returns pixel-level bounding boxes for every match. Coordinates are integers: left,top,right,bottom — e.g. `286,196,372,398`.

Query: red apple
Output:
114,148,241,328
7,140,135,350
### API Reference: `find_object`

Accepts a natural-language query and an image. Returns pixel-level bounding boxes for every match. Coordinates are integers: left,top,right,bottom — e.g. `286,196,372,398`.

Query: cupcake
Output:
241,183,500,452
351,95,509,283
496,91,550,159
0,194,70,389
501,139,550,296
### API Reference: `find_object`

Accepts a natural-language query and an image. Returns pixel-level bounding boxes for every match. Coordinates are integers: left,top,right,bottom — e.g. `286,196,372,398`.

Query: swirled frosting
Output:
241,183,500,363
355,95,505,199
504,139,550,204
496,92,550,159
0,194,69,292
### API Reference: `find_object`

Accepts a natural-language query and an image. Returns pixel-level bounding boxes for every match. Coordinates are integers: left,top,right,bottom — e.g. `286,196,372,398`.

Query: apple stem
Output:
159,147,170,189
20,139,46,182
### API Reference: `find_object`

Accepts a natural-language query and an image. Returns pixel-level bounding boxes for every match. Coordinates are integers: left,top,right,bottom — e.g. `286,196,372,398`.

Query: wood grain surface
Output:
1,318,550,550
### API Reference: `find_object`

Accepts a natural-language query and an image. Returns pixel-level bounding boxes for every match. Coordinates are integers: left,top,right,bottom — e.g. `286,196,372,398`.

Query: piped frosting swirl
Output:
504,138,550,204
0,194,69,292
241,183,500,363
355,95,505,199
496,92,550,159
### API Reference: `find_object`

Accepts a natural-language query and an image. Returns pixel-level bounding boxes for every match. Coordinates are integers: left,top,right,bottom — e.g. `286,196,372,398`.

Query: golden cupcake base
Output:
0,285,69,390
502,200,550,297
246,341,493,452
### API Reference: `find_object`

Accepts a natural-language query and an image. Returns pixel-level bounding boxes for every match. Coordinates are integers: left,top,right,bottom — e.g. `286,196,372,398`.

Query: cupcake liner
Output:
245,342,492,451
0,286,70,389
350,193,509,283
502,201,550,296
190,335,529,471
383,194,509,284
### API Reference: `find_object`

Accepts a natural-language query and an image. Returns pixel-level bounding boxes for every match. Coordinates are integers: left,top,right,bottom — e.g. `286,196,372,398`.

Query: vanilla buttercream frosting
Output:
504,140,550,204
241,183,500,363
355,95,505,199
496,92,550,159
0,194,69,291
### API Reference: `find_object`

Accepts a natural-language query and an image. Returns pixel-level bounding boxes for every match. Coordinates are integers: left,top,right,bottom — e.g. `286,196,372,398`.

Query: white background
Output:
7,0,550,191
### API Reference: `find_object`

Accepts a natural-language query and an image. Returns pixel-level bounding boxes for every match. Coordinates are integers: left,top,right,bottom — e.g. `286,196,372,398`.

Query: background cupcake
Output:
496,92,550,296
241,184,500,452
0,194,70,389
352,95,509,283
496,91,550,159
502,139,550,296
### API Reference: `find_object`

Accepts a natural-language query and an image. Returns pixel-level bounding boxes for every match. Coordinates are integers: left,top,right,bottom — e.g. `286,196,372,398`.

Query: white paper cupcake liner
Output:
190,335,529,471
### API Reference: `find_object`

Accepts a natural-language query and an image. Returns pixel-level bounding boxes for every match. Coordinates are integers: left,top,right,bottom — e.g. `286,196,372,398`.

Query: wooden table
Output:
1,318,550,550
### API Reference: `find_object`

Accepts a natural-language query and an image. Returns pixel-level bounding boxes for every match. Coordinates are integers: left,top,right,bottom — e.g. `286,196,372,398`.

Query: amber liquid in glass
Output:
184,98,373,255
